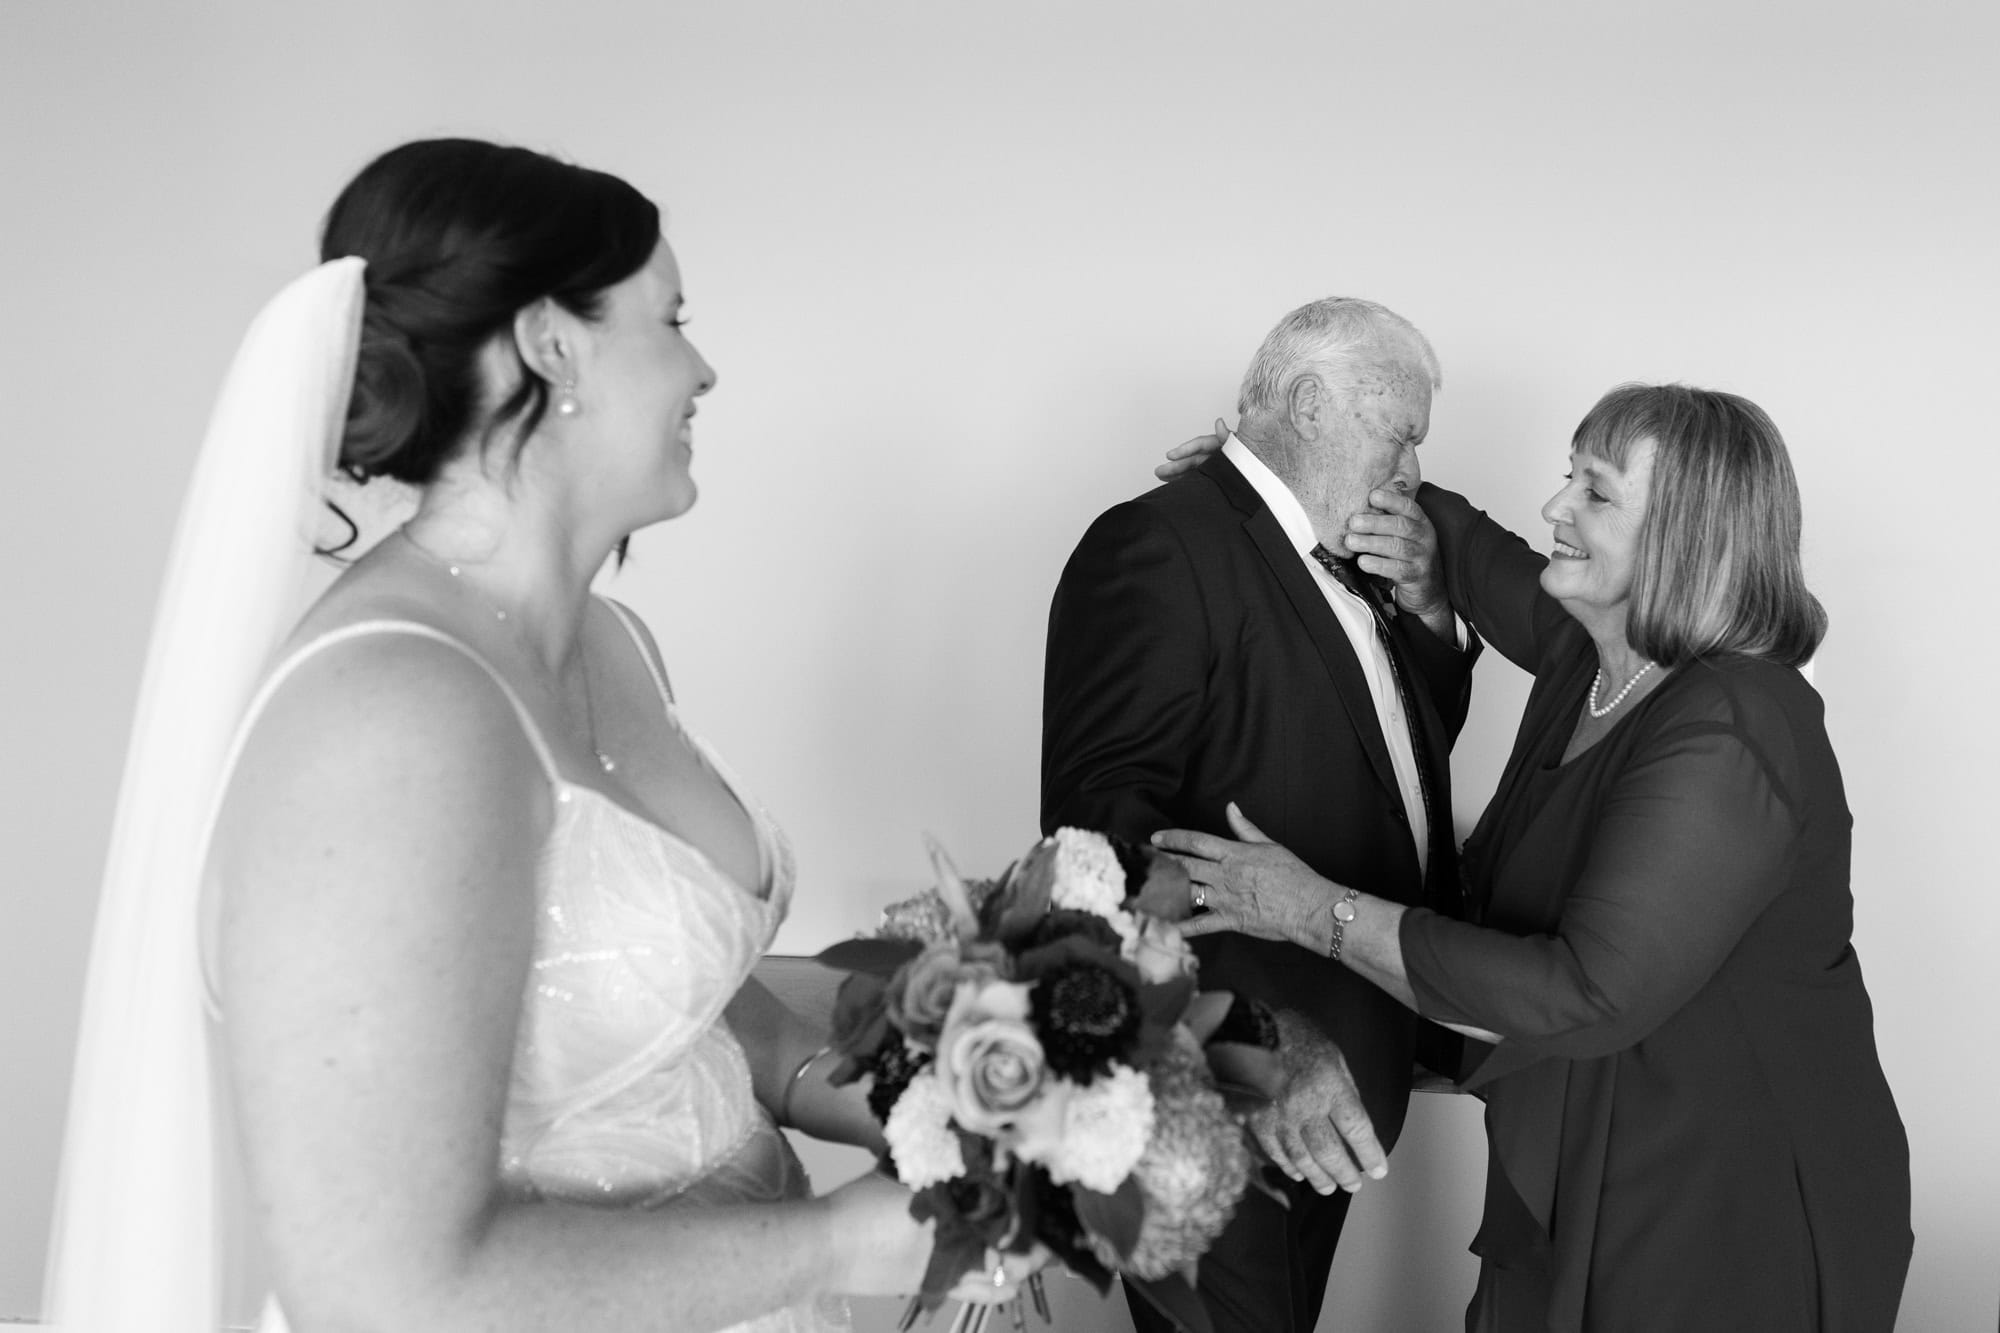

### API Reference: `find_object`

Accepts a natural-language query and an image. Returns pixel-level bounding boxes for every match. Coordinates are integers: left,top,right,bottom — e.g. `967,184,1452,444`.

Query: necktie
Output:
1311,544,1436,868
1314,547,1397,618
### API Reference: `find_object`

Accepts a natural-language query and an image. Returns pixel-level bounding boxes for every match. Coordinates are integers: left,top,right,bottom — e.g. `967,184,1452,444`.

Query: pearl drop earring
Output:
555,377,580,417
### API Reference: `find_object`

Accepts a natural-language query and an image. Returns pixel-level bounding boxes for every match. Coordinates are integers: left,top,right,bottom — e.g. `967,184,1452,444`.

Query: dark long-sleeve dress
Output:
1399,486,1911,1333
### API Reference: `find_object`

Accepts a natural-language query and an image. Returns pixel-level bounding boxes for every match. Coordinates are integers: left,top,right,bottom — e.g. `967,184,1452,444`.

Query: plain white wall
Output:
5,1,1995,1327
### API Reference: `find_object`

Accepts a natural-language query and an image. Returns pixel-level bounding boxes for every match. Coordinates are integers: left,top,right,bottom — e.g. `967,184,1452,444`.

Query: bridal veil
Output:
43,258,366,1332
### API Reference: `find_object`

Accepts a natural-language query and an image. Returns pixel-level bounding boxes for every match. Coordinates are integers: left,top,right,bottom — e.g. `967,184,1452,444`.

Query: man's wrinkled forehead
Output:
1340,352,1433,433
1340,333,1432,394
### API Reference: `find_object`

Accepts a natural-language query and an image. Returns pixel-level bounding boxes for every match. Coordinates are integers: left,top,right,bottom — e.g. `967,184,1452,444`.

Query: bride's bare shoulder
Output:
216,588,551,864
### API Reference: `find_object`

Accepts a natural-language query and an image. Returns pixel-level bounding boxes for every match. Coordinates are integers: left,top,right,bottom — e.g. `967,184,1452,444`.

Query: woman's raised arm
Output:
1416,484,1560,673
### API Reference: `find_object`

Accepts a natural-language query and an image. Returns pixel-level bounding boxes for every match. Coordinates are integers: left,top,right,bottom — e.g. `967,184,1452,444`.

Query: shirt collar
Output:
1221,432,1319,557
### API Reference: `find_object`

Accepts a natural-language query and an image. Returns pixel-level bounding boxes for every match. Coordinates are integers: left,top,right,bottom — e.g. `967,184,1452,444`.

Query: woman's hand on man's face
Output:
1156,421,1454,637
1348,487,1449,625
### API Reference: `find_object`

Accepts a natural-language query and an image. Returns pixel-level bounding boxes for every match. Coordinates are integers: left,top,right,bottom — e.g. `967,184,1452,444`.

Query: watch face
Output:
1333,900,1357,924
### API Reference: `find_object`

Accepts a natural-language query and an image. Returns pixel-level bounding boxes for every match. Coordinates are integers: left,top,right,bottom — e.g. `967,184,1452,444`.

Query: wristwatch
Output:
1329,888,1360,962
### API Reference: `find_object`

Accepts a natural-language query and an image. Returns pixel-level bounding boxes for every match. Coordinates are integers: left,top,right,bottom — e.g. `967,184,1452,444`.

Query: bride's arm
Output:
727,976,887,1152
213,636,932,1333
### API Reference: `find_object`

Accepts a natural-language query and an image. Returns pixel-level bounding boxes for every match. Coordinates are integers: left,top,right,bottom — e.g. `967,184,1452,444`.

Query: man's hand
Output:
1249,1010,1388,1195
1346,486,1452,637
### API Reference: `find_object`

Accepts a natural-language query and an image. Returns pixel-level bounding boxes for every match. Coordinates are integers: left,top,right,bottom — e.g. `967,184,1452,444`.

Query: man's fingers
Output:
1323,1055,1390,1180
1281,1122,1340,1195
1250,1113,1299,1182
1332,1104,1388,1180
1299,1118,1365,1193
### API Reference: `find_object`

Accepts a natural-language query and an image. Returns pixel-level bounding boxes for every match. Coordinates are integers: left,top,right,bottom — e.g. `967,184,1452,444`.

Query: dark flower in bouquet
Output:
816,829,1285,1332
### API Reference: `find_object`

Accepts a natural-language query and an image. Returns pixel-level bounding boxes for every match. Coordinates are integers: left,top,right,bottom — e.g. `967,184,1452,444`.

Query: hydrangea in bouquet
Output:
815,828,1286,1333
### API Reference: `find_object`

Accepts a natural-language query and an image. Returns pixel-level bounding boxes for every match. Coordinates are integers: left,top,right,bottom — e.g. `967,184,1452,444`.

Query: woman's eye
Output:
667,317,690,330
1586,488,1606,502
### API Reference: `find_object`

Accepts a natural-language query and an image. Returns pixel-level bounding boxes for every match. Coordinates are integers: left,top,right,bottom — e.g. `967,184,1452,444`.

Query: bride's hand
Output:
1155,417,1230,481
820,1171,1048,1302
944,1242,1052,1306
820,1169,943,1296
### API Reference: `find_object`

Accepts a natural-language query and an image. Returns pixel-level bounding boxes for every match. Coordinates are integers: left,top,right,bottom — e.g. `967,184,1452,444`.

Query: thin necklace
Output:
1588,660,1657,719
396,528,619,774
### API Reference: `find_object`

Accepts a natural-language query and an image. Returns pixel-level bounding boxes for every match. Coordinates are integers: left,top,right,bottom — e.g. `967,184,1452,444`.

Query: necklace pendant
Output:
596,751,617,774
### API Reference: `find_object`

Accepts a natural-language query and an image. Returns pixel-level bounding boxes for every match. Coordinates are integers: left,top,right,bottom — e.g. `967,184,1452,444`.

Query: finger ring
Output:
1193,886,1206,909
992,1266,1008,1287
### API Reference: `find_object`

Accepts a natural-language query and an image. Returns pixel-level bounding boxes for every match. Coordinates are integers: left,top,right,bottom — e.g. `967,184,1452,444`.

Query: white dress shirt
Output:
1221,433,1432,873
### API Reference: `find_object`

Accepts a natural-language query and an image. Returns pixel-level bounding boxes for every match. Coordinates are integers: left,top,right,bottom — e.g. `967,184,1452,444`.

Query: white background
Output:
4,1,1995,1327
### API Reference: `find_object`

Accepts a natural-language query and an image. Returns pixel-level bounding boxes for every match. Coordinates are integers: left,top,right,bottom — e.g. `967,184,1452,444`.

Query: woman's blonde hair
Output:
1574,383,1826,668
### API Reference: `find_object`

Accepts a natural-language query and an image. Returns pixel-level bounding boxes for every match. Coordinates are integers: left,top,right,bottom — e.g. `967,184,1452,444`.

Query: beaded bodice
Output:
500,760,796,1207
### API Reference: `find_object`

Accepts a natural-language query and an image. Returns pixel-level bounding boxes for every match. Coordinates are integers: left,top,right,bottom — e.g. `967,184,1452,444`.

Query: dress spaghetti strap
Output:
600,597,675,707
227,619,564,786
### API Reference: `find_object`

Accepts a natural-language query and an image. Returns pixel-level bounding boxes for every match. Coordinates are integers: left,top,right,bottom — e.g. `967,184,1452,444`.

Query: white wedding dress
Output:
218,603,849,1333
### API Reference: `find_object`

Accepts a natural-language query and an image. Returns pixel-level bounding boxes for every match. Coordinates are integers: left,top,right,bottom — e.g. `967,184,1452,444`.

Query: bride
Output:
45,138,1033,1332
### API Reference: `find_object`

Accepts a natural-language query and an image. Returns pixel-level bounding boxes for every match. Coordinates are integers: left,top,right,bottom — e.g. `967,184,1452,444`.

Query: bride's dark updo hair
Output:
321,138,660,483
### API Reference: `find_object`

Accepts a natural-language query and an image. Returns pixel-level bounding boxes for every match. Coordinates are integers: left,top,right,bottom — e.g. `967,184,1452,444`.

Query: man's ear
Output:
1286,373,1324,443
510,299,576,390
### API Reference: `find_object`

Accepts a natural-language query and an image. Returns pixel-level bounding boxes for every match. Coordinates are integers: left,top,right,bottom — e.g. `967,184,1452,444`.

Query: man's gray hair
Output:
1236,297,1442,418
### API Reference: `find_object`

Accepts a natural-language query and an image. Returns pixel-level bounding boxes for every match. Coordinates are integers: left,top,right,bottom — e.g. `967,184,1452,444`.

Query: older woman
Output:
1158,385,1910,1331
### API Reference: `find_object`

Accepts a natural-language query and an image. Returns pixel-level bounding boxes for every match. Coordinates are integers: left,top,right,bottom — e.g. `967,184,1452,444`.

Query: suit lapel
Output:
1204,456,1406,806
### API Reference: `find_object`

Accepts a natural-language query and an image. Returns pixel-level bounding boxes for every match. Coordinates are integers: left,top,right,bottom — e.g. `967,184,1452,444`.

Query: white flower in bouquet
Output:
1036,1063,1155,1194
1122,915,1197,983
883,1070,965,1189
1086,1029,1251,1280
1047,827,1127,918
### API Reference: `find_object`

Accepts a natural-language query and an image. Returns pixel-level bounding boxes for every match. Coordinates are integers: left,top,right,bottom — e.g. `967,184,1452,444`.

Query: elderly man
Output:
1041,297,1476,1333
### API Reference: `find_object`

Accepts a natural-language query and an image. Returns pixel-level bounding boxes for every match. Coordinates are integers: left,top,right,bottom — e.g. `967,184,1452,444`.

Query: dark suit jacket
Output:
1040,454,1475,1150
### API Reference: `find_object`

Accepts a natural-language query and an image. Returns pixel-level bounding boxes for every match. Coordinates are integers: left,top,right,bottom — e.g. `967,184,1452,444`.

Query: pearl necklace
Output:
397,530,619,774
1588,660,1657,719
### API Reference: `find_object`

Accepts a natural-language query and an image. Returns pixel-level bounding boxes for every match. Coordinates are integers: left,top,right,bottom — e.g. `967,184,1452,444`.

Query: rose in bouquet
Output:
816,828,1285,1332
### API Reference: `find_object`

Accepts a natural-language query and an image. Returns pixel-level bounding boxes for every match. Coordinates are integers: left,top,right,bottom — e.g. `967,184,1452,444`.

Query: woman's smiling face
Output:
1539,437,1656,635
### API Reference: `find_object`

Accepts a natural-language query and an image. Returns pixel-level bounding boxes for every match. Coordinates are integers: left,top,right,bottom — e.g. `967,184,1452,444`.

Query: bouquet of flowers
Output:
815,828,1285,1333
